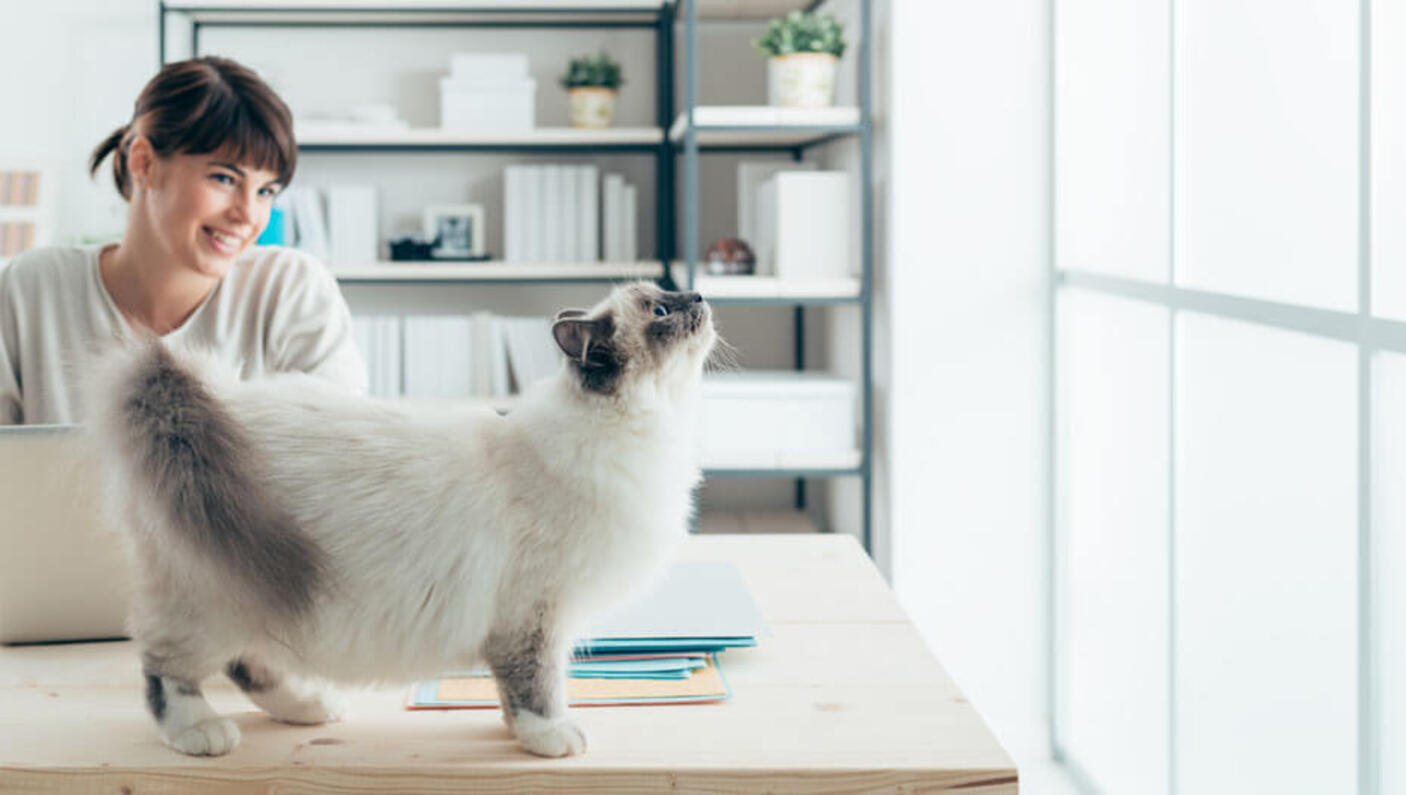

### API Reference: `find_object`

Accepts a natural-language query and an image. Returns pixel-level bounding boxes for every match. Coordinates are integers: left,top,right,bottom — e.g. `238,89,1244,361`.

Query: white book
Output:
327,185,378,268
561,166,579,263
622,183,637,262
602,174,624,261
508,166,525,261
579,164,599,261
291,187,329,263
543,166,563,262
737,160,815,247
524,166,543,263
403,317,435,398
503,316,559,393
438,316,475,399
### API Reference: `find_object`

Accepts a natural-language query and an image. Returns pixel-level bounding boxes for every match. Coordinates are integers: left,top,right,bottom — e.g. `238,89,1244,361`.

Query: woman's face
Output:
141,147,282,278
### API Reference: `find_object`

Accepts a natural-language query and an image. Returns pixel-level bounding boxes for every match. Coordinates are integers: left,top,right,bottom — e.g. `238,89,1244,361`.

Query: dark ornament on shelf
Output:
390,234,491,262
704,237,756,275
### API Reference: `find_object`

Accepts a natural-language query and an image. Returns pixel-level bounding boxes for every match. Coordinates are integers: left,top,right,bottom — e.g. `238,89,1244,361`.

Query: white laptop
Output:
0,425,132,644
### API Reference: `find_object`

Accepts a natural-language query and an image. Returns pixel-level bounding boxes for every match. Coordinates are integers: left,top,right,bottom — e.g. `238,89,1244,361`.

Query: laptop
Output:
0,425,132,644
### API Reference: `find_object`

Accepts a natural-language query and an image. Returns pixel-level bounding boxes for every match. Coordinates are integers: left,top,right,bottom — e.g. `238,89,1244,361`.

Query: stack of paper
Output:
408,561,766,708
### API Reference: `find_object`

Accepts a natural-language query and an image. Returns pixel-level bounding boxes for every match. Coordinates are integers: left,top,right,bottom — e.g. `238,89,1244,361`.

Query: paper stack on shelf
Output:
285,186,330,263
408,561,765,708
502,164,609,263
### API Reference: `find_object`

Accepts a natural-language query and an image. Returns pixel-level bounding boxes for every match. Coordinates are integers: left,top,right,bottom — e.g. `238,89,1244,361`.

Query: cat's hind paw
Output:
167,716,241,756
267,689,348,726
513,713,587,758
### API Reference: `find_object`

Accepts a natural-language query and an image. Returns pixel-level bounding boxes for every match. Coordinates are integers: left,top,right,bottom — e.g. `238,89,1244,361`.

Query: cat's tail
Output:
87,339,327,619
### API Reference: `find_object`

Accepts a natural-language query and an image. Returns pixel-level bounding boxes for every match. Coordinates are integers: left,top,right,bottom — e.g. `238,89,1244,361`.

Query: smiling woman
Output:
0,56,366,425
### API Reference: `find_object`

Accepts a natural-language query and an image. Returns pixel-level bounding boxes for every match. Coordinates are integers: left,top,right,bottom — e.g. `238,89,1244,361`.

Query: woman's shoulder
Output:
0,245,101,297
228,245,338,296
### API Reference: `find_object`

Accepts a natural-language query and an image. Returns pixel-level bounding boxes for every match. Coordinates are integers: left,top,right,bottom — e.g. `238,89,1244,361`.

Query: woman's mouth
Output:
202,226,242,255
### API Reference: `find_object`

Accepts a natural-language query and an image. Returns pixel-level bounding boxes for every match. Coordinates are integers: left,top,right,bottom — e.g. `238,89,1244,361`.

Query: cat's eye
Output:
653,305,669,318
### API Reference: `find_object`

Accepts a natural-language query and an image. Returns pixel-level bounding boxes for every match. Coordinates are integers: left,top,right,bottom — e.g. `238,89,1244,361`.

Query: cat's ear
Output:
554,308,589,322
553,316,609,364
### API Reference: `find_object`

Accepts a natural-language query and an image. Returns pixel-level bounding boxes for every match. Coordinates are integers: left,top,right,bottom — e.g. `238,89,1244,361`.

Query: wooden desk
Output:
0,535,1017,793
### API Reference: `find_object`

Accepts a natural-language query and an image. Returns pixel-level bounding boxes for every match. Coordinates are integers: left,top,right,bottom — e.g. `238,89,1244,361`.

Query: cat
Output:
84,281,716,758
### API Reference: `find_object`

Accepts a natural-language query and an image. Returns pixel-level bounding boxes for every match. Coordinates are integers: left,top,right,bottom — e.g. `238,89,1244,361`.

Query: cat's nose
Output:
686,292,703,304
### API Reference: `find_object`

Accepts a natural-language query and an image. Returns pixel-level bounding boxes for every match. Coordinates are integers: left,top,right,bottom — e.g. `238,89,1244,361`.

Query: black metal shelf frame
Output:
158,0,875,553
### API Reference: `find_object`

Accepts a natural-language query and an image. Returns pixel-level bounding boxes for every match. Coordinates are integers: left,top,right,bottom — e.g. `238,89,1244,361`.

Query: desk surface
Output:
0,534,1017,793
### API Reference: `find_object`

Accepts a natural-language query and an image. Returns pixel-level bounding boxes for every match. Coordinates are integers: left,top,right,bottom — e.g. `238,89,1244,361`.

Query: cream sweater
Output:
0,244,366,425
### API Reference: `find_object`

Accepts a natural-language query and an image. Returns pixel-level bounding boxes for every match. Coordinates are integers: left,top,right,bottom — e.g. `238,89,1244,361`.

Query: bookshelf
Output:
159,0,876,551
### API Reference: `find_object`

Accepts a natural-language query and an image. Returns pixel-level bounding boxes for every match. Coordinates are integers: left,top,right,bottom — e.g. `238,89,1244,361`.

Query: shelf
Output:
672,270,862,304
701,449,863,477
164,1,820,23
696,509,818,534
332,261,664,283
670,106,862,150
296,126,663,152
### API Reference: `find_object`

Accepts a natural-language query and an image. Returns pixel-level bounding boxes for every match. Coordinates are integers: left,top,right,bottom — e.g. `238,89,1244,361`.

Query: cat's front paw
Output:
167,716,241,756
513,712,587,758
268,689,348,726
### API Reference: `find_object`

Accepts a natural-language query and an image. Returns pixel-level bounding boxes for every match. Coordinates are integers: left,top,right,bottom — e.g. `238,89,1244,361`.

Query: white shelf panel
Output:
670,106,862,148
701,449,863,473
296,126,663,148
332,261,663,282
672,270,862,302
166,1,814,21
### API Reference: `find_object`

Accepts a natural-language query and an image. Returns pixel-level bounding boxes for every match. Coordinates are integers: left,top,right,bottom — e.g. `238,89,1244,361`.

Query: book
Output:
602,173,624,261
326,185,378,268
561,165,579,262
622,183,637,262
543,165,563,262
289,186,329,263
579,164,599,261
408,654,730,708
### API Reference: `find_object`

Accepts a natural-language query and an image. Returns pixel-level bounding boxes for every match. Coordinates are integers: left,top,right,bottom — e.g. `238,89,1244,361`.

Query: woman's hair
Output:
89,56,297,200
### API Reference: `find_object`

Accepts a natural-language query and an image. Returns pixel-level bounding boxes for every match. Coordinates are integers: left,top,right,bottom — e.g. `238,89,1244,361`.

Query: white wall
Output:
887,0,1052,773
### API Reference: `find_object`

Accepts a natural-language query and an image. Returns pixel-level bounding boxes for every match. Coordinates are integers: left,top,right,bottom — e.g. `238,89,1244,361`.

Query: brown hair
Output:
89,56,297,201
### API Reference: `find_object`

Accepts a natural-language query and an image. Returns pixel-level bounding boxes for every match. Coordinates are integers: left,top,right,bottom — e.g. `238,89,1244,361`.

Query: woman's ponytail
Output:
88,124,133,200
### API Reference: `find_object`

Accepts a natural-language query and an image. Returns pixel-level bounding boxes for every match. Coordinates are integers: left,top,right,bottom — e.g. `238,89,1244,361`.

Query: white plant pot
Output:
767,53,838,108
568,87,617,128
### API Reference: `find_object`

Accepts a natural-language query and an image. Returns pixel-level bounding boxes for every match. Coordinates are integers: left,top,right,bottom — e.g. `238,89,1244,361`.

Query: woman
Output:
0,56,365,424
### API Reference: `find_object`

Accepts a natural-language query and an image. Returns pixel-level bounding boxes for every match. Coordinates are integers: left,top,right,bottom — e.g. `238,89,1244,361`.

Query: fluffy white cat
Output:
85,281,716,758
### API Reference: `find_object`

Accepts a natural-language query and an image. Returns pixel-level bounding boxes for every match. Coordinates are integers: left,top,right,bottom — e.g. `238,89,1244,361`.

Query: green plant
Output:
560,52,624,90
753,10,846,58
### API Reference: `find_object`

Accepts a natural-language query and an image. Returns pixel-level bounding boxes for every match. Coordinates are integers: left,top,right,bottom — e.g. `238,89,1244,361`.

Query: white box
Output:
450,53,529,82
440,78,535,132
699,372,856,459
755,171,851,279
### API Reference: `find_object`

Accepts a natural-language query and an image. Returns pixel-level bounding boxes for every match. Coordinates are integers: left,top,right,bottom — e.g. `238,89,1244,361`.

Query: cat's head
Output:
551,281,717,398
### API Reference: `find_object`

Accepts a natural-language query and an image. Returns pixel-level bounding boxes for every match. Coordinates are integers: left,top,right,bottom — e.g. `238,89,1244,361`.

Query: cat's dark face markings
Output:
552,283,714,395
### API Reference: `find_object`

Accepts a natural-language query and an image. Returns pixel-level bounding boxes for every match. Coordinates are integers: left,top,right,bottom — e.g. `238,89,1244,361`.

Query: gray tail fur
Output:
110,341,326,618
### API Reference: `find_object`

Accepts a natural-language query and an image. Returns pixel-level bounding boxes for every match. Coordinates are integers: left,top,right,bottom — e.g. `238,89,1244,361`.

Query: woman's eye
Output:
259,187,279,198
653,305,669,317
211,173,235,185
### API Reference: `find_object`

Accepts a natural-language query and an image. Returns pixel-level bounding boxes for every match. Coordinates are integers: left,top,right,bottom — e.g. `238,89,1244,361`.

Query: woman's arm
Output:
264,253,368,394
0,267,22,425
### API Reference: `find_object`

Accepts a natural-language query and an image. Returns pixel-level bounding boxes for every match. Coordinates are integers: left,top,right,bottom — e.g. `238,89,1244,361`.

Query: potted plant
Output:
561,52,624,128
753,10,846,108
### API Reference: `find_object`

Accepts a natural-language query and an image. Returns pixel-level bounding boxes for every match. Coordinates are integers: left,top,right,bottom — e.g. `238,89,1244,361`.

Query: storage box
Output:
700,372,856,461
440,78,536,132
450,53,529,82
754,171,851,280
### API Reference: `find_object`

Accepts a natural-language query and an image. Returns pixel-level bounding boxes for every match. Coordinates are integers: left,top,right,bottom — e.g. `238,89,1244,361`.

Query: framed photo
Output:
422,203,486,259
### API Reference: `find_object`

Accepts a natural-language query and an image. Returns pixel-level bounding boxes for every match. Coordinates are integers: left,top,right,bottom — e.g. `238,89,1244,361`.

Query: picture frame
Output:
422,203,486,259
